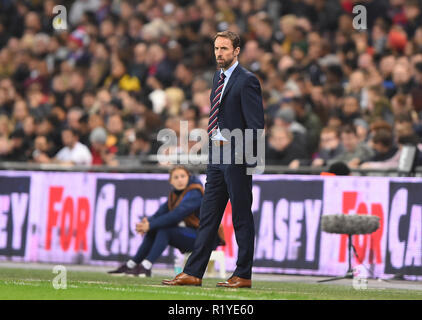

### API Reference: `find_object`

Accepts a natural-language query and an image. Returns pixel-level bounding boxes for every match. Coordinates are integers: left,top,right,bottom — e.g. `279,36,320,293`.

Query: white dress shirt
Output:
211,60,239,141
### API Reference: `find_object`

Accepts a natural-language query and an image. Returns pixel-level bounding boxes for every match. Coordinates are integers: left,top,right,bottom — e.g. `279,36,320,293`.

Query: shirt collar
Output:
220,60,238,80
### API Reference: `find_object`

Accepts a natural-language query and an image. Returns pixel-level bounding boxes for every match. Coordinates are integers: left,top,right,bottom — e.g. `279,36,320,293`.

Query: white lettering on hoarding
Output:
255,198,321,262
0,195,10,249
145,199,161,217
405,205,422,267
11,193,28,250
111,198,129,255
129,197,144,253
94,183,168,257
256,201,273,260
305,199,322,262
274,199,288,262
288,202,303,260
0,193,28,251
94,184,115,256
388,188,407,269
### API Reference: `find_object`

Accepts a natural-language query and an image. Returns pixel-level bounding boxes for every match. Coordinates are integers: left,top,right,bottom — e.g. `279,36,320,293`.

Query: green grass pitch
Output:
0,267,421,300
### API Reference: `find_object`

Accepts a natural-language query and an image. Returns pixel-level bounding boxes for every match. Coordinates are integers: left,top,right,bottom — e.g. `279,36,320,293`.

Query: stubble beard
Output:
217,57,234,70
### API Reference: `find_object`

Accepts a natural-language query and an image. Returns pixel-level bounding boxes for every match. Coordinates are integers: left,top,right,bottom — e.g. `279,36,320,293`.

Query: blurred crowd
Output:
1,0,422,170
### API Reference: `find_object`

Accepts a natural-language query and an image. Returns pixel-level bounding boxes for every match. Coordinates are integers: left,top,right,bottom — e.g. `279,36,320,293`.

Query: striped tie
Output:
208,72,226,137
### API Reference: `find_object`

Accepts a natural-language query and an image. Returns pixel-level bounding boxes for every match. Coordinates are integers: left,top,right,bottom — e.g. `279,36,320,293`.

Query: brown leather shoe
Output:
162,272,202,286
216,276,252,288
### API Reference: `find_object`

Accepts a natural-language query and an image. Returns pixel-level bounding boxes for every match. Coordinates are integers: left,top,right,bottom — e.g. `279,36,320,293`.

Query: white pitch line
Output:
1,280,277,300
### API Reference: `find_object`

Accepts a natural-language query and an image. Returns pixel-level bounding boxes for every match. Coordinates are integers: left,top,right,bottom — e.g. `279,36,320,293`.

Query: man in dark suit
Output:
162,31,265,288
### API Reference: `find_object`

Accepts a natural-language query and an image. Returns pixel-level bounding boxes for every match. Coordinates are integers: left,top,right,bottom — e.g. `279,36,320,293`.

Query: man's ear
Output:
234,47,240,57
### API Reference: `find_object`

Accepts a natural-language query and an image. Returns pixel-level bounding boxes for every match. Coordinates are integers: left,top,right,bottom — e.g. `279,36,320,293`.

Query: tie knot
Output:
220,72,226,80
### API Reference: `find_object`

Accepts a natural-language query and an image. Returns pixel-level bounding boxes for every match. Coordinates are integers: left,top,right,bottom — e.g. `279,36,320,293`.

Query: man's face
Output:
341,132,358,152
214,36,240,70
35,136,48,152
67,111,81,130
343,97,359,115
372,142,388,155
320,131,339,150
61,130,76,148
269,128,291,151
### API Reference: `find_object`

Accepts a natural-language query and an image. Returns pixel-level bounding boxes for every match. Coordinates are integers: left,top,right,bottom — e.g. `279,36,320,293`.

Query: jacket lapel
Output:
220,64,241,103
210,70,221,103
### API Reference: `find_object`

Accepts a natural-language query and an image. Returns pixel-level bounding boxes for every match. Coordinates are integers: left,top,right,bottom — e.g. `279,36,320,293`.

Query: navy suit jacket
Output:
209,63,265,165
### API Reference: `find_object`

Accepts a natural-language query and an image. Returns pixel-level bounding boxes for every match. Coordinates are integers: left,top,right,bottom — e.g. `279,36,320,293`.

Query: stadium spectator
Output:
328,124,374,168
366,84,394,125
369,119,394,137
89,126,118,166
5,128,29,161
291,96,322,155
274,106,307,151
66,107,83,131
129,129,160,158
54,127,92,166
129,42,149,87
174,60,195,101
360,128,399,169
265,125,308,167
354,118,370,143
107,166,224,277
106,113,128,154
340,95,362,125
104,56,141,94
31,134,54,164
312,126,343,167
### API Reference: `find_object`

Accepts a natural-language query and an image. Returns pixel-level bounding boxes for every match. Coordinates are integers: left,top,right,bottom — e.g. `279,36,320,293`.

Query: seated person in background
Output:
43,127,93,166
366,84,394,125
108,166,225,277
5,129,30,162
89,127,118,166
369,118,393,132
328,124,374,168
394,112,422,142
395,123,422,167
339,95,362,125
274,106,307,153
311,126,344,167
354,118,370,143
128,129,160,157
360,128,399,169
290,96,323,155
265,125,308,167
364,120,422,169
32,135,55,163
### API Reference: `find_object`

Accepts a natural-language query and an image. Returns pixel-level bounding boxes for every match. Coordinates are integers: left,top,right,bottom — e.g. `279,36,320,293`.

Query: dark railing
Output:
1,156,422,177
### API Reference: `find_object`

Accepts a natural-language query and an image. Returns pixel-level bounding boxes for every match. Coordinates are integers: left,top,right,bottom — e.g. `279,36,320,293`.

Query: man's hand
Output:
360,162,373,169
35,153,51,164
348,158,361,169
311,158,325,167
289,159,300,169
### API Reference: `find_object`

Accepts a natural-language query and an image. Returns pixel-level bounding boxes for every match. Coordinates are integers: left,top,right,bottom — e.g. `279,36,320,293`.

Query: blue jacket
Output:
209,64,265,166
148,176,203,231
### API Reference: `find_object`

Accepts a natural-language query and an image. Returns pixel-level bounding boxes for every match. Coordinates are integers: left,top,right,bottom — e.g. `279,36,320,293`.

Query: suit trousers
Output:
184,144,254,279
